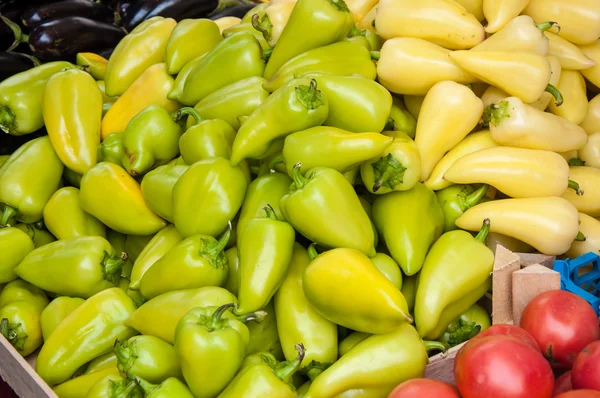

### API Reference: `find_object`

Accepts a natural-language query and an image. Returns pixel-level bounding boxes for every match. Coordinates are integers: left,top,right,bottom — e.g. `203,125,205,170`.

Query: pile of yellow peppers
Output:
0,0,599,397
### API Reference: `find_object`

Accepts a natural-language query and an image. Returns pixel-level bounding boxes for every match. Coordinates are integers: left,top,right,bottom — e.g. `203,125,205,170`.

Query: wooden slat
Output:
516,253,556,269
491,245,521,324
424,342,465,384
512,264,561,325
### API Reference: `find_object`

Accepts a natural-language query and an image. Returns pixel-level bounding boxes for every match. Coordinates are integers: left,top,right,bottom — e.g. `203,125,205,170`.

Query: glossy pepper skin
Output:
165,18,223,74
177,32,266,105
0,280,49,311
579,133,600,169
76,52,108,80
545,32,595,70
0,136,64,225
580,40,600,89
0,227,35,283
562,166,600,217
566,213,600,258
371,253,403,289
15,236,128,299
231,78,328,165
581,95,600,135
173,157,247,238
373,183,444,276
40,296,85,341
115,335,181,383
281,165,376,256
79,162,166,235
483,0,530,33
275,243,338,367
264,41,377,92
338,331,370,356
175,304,265,397
43,68,103,175
52,367,120,398
223,247,240,296
387,97,417,138
97,132,125,167
36,288,137,385
168,54,206,102
178,109,237,165
85,374,142,398
126,286,237,344
140,228,231,299
136,376,194,398
437,185,489,232
43,187,106,240
84,352,119,375
548,70,589,125
263,0,354,80
0,300,44,356
283,126,393,176
304,324,430,398
224,22,270,51
439,303,490,348
104,17,176,97
0,61,75,136
236,206,295,314
140,165,187,224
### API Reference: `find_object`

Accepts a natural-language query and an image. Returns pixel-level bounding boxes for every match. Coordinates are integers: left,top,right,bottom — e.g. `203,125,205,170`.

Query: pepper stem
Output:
24,224,35,240
575,231,586,242
114,339,135,375
0,15,22,51
291,163,308,189
329,0,350,12
209,303,236,330
263,205,277,220
371,153,407,192
252,14,273,42
538,21,560,33
200,222,231,268
307,244,318,261
295,79,324,110
262,48,273,62
423,340,448,355
370,51,380,61
113,379,140,397
475,218,491,244
134,376,158,396
545,84,563,107
569,158,585,167
1,318,27,351
568,180,584,196
102,251,128,286
0,205,17,227
0,105,16,135
235,310,268,324
347,25,365,38
464,184,489,209
482,101,511,127
383,117,396,131
275,343,306,383
268,155,284,170
172,107,203,125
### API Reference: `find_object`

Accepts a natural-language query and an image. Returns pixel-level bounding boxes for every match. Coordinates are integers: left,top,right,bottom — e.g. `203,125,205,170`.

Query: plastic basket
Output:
553,252,600,317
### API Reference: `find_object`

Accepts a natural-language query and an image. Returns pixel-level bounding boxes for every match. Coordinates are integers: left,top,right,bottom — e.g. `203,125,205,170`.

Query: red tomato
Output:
520,291,600,369
572,341,600,391
387,379,460,398
553,371,573,396
454,335,554,398
555,391,600,398
472,324,541,352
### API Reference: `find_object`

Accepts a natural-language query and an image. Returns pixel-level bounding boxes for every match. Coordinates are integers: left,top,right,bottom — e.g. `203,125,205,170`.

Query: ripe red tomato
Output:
473,324,541,352
520,290,600,369
454,335,554,398
553,371,573,396
387,379,460,398
572,341,600,391
555,391,600,398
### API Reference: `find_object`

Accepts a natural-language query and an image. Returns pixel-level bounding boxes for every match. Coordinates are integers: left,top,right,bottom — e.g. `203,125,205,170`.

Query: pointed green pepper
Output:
85,374,142,398
0,279,49,311
115,335,181,383
140,165,188,224
387,97,417,138
346,25,381,51
401,273,418,313
97,132,125,167
224,22,270,50
224,247,240,296
168,54,206,101
338,331,370,357
40,297,85,341
438,303,490,348
165,18,223,74
135,376,194,398
13,223,56,248
0,226,35,283
436,184,490,232
0,301,44,356
371,253,403,290
246,300,284,360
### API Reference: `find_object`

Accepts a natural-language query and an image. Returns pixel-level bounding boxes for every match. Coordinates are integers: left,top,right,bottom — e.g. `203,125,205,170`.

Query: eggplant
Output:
122,0,162,31
22,0,114,29
98,47,114,59
29,17,126,61
116,0,137,25
0,52,39,81
209,3,256,19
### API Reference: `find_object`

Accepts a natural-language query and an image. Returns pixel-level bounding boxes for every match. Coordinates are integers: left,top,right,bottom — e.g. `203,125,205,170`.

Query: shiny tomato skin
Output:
454,335,554,398
472,323,541,352
387,379,460,398
520,291,600,369
553,371,573,396
572,341,600,391
554,391,600,398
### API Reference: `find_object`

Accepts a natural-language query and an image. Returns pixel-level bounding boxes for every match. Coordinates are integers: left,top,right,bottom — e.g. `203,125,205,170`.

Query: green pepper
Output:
168,54,206,101
0,227,35,283
36,288,138,385
415,219,494,340
0,300,44,356
135,376,194,398
0,61,75,135
105,17,176,96
237,172,292,245
218,343,305,397
439,303,491,348
373,183,444,275
230,78,328,165
63,168,83,188
236,206,295,314
264,41,377,92
0,154,9,167
53,368,120,398
13,223,56,247
40,296,85,341
178,108,237,164
140,165,188,223
263,0,353,79
85,374,142,398
173,157,247,238
401,273,418,313
166,156,187,166
281,165,376,256
361,132,422,194
371,253,403,290
175,303,266,397
97,132,125,167
115,335,181,383
177,32,266,105
223,247,240,296
338,331,370,357
436,184,490,232
126,286,237,344
0,137,64,224
106,230,135,279
246,300,284,359
140,228,230,299
165,18,223,74
15,236,128,299
282,126,393,176
224,23,270,50
85,352,119,375
0,279,49,311
43,187,107,240
242,3,269,23
76,52,108,80
274,243,338,367
346,25,381,51
124,234,155,265
387,97,417,138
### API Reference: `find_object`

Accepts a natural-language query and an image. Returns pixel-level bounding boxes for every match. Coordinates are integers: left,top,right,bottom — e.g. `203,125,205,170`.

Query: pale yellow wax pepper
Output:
483,0,531,33
578,133,600,169
471,15,550,55
562,166,600,217
579,40,600,89
580,94,600,135
545,32,596,70
566,213,600,258
548,70,589,124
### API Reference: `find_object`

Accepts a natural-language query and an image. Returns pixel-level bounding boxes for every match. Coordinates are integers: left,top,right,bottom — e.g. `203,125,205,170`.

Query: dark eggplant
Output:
122,0,162,31
22,0,114,29
98,47,114,59
209,2,256,19
116,0,137,25
0,52,39,81
29,16,126,61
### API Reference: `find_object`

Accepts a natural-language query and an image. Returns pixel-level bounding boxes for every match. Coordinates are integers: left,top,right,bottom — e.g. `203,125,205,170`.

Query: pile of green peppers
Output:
0,0,496,397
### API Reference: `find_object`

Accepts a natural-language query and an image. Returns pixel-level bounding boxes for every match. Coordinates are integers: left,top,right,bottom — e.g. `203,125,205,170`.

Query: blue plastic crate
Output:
553,252,600,317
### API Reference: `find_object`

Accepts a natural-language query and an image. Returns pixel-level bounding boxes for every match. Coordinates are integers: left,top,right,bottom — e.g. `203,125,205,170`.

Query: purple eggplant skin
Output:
0,52,37,81
122,0,162,31
22,0,114,29
209,3,255,19
29,17,126,61
116,0,137,25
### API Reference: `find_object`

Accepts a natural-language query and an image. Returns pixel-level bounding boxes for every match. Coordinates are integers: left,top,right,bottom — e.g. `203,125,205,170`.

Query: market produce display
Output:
0,0,599,397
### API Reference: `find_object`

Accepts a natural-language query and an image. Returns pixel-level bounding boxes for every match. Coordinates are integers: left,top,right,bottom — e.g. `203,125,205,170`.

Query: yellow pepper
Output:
456,0,484,22
483,0,531,33
43,68,102,175
415,81,484,181
375,0,485,49
53,367,119,398
530,55,562,110
101,63,179,140
403,95,424,118
578,133,600,168
449,50,551,103
566,213,600,258
356,4,376,31
425,130,498,191
545,32,596,70
562,166,600,217
165,19,223,75
259,0,297,47
76,53,109,81
579,40,600,89
345,0,376,22
472,15,550,54
524,0,600,45
560,150,579,163
548,70,589,124
444,146,578,198
581,94,600,135
214,17,242,34
456,196,580,255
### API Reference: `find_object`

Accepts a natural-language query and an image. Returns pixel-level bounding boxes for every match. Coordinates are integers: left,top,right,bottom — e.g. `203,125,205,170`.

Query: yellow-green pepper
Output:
338,331,370,357
386,96,417,138
97,133,124,167
135,376,194,398
84,352,119,375
246,300,284,359
0,279,49,311
53,367,120,398
439,303,491,348
139,165,187,224
40,296,85,341
76,52,108,80
85,373,142,398
0,227,35,283
371,253,402,290
0,300,44,356
165,19,223,74
115,335,181,383
13,223,56,248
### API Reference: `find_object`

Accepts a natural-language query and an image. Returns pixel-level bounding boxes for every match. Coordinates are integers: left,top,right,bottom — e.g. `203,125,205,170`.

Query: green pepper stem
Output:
114,339,135,375
102,251,128,286
545,84,563,107
172,107,203,125
575,231,586,242
464,185,489,209
24,224,35,240
568,180,584,196
371,153,407,192
569,158,586,167
347,25,365,38
538,21,560,34
275,343,306,383
262,47,273,62
0,15,22,51
201,222,231,268
116,379,140,397
307,244,318,261
1,318,27,351
209,303,236,330
0,106,16,135
252,14,273,42
0,205,17,227
236,310,268,324
370,51,380,61
134,376,158,396
475,218,491,244
268,155,285,170
291,163,308,189
423,340,448,355
482,101,511,127
329,0,350,12
383,117,396,131
263,205,277,220
296,79,324,110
